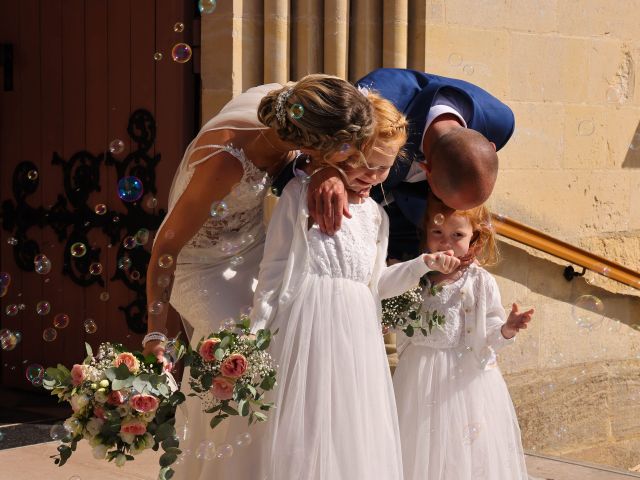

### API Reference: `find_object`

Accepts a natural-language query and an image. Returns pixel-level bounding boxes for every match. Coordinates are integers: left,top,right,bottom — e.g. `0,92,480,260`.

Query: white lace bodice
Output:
307,198,381,284
169,144,271,264
403,270,471,349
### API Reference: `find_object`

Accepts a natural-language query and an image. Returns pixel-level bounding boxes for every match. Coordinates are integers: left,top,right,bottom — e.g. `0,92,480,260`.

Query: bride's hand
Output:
142,340,166,362
307,167,350,236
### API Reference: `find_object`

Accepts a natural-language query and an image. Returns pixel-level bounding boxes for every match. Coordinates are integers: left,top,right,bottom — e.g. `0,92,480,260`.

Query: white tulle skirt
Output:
261,273,404,480
393,343,528,480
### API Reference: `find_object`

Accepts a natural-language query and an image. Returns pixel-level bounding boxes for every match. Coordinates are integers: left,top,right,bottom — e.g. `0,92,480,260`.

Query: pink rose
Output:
113,352,140,373
210,376,235,400
120,419,147,436
220,354,248,378
129,394,160,413
107,390,126,406
70,364,86,386
198,338,221,362
93,406,106,420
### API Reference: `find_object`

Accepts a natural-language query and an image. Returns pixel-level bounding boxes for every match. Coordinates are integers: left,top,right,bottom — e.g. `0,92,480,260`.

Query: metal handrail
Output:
492,214,640,291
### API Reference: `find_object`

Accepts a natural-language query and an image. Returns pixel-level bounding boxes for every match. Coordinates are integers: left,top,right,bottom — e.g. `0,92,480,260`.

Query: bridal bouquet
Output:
381,285,445,337
43,342,186,480
186,315,277,430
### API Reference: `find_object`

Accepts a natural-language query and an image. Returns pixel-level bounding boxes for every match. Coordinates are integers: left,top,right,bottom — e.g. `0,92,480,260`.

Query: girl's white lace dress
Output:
250,177,432,480
393,264,529,480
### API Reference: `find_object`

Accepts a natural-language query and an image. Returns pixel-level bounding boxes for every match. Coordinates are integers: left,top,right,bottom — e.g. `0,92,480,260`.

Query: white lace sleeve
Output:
481,271,515,350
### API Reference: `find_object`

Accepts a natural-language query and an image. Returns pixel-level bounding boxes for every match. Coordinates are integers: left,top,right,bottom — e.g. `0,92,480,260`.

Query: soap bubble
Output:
117,176,144,202
433,213,445,225
53,313,70,329
5,304,19,317
171,43,192,63
462,64,474,75
462,423,482,445
27,169,39,181
99,292,110,302
153,52,163,61
36,301,51,316
148,301,165,315
7,237,18,246
448,53,463,66
210,201,229,219
84,319,98,334
0,272,11,287
123,236,137,250
196,440,216,461
289,104,304,120
215,443,233,460
49,423,70,441
25,364,44,385
109,139,125,155
235,432,252,447
135,228,150,246
158,254,174,269
89,262,103,275
174,22,185,33
42,327,58,342
70,242,87,258
118,257,132,270
572,295,604,330
198,0,217,14
94,204,108,215
578,120,595,136
130,270,141,281
35,256,52,274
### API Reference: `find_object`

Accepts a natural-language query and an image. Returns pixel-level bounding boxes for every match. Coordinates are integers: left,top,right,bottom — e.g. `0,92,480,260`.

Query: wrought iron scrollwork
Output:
0,109,166,333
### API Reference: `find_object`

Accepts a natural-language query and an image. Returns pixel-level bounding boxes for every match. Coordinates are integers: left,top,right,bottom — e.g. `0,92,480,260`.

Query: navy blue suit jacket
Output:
355,68,515,259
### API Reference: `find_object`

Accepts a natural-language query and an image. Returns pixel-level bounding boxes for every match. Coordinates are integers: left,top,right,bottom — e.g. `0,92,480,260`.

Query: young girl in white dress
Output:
250,95,459,480
393,197,534,480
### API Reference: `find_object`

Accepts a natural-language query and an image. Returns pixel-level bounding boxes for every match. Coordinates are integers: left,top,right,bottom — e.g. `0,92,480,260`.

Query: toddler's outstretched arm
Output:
501,303,534,339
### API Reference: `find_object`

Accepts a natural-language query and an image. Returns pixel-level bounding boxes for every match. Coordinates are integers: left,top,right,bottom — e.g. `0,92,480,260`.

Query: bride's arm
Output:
143,142,243,356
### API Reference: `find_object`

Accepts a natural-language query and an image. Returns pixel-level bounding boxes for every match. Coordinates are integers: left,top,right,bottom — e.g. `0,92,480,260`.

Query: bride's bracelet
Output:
142,332,168,348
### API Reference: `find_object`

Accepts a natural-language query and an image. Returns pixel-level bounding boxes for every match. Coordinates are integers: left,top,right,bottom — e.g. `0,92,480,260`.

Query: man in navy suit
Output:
299,68,515,261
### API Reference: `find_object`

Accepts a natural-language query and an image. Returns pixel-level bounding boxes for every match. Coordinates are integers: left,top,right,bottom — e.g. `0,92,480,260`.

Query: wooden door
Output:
0,0,197,391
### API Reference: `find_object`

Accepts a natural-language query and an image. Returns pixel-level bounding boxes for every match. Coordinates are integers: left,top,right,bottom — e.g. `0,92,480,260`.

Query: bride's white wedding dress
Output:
158,84,281,480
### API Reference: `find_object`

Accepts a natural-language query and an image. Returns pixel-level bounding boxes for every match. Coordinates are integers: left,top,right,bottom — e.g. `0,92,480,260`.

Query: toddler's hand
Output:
423,250,460,274
502,303,534,339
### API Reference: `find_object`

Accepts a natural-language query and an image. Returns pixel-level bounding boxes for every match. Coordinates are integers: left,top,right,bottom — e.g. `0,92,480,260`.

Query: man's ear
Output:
490,142,496,151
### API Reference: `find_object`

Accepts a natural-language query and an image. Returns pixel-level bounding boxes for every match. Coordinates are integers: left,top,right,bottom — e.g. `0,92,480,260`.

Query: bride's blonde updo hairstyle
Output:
258,74,376,154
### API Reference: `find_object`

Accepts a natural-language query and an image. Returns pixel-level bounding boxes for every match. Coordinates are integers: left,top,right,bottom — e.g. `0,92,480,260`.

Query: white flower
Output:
86,366,101,382
92,444,108,460
70,394,90,413
94,389,108,404
115,453,127,467
119,432,136,444
85,418,104,437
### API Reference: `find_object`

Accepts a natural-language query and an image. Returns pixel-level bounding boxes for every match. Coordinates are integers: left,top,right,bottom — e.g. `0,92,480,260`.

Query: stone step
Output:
0,440,638,479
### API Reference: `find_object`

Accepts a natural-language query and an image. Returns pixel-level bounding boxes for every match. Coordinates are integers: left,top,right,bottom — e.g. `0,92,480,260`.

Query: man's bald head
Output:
427,128,498,210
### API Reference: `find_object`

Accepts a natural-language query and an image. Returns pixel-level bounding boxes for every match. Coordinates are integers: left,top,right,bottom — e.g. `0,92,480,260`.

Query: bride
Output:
142,74,376,480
